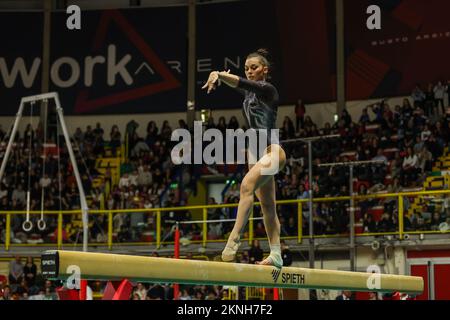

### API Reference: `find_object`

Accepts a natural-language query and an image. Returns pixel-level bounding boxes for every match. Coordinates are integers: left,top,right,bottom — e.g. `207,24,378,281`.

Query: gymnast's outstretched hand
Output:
202,70,232,94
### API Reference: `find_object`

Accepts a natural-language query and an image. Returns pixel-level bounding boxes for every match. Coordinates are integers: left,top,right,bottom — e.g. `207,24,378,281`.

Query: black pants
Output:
435,99,445,115
296,116,304,132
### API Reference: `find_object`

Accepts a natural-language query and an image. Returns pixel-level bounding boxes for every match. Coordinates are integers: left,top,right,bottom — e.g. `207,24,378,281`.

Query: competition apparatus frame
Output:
41,250,423,294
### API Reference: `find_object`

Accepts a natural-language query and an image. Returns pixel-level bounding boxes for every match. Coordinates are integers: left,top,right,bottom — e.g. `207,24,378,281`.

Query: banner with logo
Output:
344,0,450,100
0,1,284,115
0,0,448,116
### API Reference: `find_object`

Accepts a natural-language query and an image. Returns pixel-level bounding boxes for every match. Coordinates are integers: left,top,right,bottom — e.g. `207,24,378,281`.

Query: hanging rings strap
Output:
23,101,34,232
37,99,48,231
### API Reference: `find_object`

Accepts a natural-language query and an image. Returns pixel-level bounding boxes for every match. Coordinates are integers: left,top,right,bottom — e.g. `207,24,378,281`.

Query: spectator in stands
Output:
387,177,402,194
377,213,395,232
336,290,353,300
362,213,377,233
280,240,293,266
160,121,172,141
446,80,450,107
134,282,147,300
434,81,446,115
92,122,104,137
411,84,426,109
145,121,158,146
137,165,152,187
239,250,250,264
294,99,306,131
358,108,370,125
304,115,314,129
92,128,105,156
216,116,227,134
402,147,419,185
205,288,219,300
284,216,297,236
412,135,424,156
248,239,263,264
281,116,295,140
131,138,150,158
73,127,84,144
423,83,436,117
421,124,432,142
23,256,37,288
372,148,387,163
228,116,240,131
368,292,380,300
418,146,433,174
147,284,165,300
179,288,192,300
253,221,266,237
340,108,352,127
0,285,11,300
39,174,52,189
9,256,24,286
430,212,444,231
11,184,26,205
110,125,121,156
119,173,130,189
193,290,205,300
129,170,139,186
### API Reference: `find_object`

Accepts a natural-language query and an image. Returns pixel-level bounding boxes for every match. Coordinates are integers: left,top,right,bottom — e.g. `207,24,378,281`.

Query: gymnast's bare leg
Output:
222,144,286,267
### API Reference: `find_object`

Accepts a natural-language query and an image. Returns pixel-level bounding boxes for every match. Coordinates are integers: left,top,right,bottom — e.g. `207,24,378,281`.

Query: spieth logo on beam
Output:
271,268,281,282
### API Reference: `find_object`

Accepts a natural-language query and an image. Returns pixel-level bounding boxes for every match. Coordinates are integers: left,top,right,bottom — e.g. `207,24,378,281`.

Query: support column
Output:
41,0,52,130
336,0,346,117
187,0,197,130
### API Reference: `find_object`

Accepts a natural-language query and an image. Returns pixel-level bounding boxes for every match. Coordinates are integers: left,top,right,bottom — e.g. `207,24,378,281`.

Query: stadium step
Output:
406,151,449,217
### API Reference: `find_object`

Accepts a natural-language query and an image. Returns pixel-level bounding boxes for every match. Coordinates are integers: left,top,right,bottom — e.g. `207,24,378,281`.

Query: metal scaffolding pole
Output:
281,134,340,269
318,160,386,271
336,0,346,117
187,0,196,130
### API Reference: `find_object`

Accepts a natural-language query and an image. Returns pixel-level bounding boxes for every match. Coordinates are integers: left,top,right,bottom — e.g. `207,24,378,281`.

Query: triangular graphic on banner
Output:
74,9,181,113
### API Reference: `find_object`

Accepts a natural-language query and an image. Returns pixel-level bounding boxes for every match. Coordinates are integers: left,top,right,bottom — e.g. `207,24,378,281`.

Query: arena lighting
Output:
41,250,423,294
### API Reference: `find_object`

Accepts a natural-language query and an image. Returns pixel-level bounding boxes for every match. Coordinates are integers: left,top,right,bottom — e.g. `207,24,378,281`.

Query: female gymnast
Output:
202,49,286,267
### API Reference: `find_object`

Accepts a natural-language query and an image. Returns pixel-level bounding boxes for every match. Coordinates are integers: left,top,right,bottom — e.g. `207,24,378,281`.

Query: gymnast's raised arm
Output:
202,70,274,96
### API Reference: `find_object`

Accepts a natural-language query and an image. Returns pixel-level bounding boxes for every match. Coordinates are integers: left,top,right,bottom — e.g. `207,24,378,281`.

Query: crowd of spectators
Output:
0,256,58,300
220,82,450,237
0,120,106,244
1,82,449,245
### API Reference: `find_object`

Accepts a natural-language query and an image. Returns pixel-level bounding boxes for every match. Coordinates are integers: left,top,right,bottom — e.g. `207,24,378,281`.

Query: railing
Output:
0,189,449,251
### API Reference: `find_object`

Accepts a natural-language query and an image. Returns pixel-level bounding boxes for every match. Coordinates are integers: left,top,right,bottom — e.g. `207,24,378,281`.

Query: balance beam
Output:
41,250,423,294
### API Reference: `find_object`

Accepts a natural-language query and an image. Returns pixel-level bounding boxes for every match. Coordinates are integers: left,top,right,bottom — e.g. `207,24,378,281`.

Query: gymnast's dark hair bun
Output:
256,48,270,58
248,48,271,66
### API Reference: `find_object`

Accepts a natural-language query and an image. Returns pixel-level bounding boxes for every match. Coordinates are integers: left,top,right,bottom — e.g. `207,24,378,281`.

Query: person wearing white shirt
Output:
402,147,419,185
434,81,446,115
129,170,139,186
39,175,52,188
118,173,130,188
12,184,26,204
137,166,152,186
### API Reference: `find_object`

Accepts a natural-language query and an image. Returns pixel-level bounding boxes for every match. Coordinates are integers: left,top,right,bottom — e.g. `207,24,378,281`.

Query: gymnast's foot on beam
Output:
221,236,241,262
256,253,283,268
